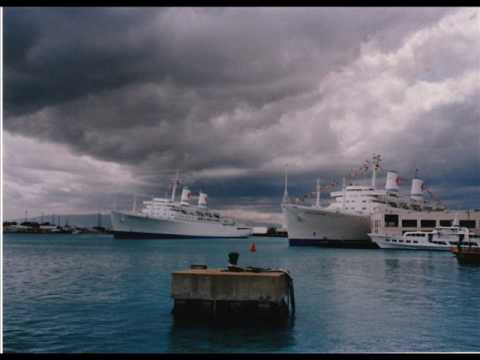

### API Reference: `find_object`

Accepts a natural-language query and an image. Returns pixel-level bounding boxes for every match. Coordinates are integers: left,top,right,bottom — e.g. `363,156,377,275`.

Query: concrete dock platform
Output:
171,267,295,321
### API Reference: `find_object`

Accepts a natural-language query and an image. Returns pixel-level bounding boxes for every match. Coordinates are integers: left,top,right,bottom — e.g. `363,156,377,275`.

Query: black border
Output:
3,4,480,357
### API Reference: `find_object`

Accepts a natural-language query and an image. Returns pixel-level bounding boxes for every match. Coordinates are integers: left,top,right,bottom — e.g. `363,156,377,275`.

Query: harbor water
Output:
4,233,480,353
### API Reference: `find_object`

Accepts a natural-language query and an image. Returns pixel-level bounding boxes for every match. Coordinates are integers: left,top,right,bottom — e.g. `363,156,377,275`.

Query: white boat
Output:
282,155,446,248
282,202,372,247
111,173,252,239
369,226,479,250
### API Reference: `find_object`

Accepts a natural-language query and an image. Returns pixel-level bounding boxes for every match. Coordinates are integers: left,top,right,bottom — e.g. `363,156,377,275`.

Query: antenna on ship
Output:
132,193,137,213
371,154,382,188
282,164,289,204
171,169,180,202
316,178,321,208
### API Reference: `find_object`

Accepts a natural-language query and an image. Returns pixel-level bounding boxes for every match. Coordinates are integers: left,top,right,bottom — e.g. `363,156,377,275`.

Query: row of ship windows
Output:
386,239,419,244
344,193,375,196
145,212,232,224
148,212,220,220
143,209,234,223
384,215,477,228
145,208,220,218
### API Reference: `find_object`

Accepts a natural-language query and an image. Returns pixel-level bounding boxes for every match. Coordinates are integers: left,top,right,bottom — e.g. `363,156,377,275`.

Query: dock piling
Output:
171,263,295,322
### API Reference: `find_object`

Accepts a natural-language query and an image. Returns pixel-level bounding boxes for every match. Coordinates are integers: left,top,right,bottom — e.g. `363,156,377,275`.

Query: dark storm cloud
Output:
5,8,162,115
5,7,450,121
4,7,479,221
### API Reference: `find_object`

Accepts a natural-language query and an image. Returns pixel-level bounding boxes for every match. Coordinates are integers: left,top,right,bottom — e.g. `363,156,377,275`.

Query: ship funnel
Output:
410,178,424,202
198,192,208,208
180,187,192,205
385,171,400,192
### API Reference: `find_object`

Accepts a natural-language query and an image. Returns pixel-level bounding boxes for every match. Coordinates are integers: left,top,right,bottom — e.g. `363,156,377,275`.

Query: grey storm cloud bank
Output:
3,7,480,222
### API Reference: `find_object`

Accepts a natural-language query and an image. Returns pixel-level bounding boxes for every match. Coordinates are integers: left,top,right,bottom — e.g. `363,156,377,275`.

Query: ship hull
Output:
288,238,378,248
452,247,480,265
111,211,251,239
283,204,376,248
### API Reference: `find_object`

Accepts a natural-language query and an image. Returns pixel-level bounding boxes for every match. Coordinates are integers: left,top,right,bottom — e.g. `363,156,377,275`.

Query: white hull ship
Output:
282,155,448,248
369,226,479,251
111,174,252,239
282,205,371,247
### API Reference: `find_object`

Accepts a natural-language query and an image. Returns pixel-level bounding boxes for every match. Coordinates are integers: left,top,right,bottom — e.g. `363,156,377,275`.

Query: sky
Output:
3,7,480,225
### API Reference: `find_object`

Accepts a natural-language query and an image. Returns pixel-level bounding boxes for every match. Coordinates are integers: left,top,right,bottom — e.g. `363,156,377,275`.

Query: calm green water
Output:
4,233,480,353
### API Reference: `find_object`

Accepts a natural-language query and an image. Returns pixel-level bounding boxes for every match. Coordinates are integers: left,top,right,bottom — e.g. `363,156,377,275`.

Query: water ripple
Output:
4,234,480,352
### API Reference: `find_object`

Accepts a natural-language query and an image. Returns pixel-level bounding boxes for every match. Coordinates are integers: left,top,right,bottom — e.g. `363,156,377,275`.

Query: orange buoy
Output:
250,242,256,252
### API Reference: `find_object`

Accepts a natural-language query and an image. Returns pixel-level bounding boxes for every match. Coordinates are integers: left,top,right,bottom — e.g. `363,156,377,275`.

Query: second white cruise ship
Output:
111,173,252,239
282,155,445,248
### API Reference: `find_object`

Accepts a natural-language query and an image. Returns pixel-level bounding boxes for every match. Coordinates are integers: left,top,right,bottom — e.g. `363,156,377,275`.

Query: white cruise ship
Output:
111,174,252,239
282,155,445,248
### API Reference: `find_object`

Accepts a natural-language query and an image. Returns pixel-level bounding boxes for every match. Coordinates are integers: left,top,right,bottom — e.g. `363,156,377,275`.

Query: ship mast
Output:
342,177,346,210
132,193,137,213
282,164,289,204
371,154,382,188
171,169,180,202
316,178,321,208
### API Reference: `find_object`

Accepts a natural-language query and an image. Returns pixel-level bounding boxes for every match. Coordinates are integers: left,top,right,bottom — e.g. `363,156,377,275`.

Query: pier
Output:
171,259,295,322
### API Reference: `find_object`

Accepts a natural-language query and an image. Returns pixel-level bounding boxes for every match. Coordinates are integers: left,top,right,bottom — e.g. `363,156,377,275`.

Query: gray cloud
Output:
4,7,479,222
5,7,451,116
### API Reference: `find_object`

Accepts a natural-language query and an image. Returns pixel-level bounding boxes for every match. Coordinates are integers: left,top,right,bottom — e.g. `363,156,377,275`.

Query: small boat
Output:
451,246,480,265
369,226,479,251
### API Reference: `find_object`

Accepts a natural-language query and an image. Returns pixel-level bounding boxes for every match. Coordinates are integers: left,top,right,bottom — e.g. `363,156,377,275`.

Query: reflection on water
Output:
167,317,296,353
4,234,480,352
